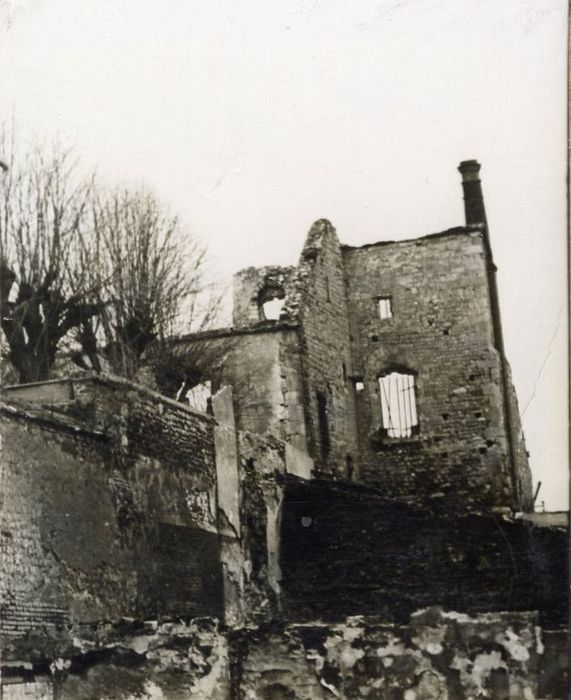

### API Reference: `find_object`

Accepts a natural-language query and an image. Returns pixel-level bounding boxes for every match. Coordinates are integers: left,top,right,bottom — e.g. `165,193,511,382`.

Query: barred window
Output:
378,371,418,438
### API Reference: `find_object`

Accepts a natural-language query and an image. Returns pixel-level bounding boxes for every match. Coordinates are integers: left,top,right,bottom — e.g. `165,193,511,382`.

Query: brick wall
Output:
342,228,532,511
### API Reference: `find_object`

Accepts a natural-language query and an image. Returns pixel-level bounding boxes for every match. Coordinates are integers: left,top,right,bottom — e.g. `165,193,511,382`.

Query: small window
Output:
325,276,331,302
378,371,418,438
378,296,393,320
185,380,212,413
355,380,365,392
262,298,285,320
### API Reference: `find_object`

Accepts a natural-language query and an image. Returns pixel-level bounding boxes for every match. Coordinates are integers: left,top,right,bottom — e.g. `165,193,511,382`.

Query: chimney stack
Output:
458,160,487,228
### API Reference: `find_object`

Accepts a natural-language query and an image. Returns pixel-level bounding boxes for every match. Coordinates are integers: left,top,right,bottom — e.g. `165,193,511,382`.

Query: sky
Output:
0,0,568,509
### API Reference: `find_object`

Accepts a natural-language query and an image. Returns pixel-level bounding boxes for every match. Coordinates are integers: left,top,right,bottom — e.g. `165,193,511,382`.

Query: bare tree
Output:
78,185,223,386
0,133,100,383
0,128,225,390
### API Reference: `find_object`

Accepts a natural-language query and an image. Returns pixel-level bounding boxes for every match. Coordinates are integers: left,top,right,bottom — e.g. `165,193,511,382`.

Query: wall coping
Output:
0,399,107,440
3,372,215,424
175,320,300,344
340,225,483,252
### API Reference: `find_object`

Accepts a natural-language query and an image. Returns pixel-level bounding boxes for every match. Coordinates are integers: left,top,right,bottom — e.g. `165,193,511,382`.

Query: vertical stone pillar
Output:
212,386,244,627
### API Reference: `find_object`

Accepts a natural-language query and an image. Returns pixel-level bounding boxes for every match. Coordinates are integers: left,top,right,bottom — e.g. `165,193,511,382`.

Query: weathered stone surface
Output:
3,619,231,700
237,430,287,624
176,326,308,453
232,265,296,327
3,611,558,699
290,220,360,478
236,610,543,700
342,228,532,512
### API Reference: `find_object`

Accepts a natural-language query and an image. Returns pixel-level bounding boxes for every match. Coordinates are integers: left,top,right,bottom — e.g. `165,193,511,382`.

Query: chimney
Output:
458,160,487,228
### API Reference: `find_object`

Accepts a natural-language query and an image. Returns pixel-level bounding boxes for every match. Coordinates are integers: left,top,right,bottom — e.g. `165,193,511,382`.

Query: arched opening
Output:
258,283,286,321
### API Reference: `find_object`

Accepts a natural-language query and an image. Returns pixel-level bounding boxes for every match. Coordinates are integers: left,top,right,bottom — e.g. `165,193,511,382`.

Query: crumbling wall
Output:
213,385,312,629
0,403,124,643
285,220,359,477
221,328,306,451
174,326,309,454
237,430,287,625
4,611,561,699
342,228,530,511
280,477,568,629
0,384,223,651
235,610,544,700
232,265,296,327
2,619,231,700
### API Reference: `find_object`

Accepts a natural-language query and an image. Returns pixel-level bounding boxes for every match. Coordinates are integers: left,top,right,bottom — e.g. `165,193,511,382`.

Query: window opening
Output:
342,362,347,381
378,371,418,438
378,296,393,320
325,276,331,302
355,380,365,392
258,282,285,321
316,391,330,458
184,380,212,413
262,297,285,320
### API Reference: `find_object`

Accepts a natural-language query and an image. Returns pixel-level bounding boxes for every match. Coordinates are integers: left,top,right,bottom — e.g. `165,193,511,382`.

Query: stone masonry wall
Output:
342,229,531,511
280,477,568,630
289,220,360,477
504,362,534,511
232,265,295,327
175,326,308,453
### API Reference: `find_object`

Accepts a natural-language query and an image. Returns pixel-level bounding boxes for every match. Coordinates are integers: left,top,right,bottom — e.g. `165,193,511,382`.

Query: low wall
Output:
2,611,564,699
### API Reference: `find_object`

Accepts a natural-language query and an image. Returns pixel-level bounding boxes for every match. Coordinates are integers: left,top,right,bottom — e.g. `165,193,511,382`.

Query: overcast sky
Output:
0,0,567,509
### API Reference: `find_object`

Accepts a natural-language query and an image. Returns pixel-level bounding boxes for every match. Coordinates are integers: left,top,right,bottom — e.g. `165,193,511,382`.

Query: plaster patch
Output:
495,627,531,662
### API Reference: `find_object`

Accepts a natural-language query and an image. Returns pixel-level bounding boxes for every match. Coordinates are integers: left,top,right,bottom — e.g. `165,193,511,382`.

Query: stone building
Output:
181,160,533,513
0,161,566,698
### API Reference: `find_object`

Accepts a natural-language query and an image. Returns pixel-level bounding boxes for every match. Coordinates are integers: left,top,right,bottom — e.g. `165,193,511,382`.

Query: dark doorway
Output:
316,390,330,459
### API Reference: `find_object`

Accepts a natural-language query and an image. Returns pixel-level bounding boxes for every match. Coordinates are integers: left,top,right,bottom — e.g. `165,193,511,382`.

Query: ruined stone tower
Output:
187,160,533,513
